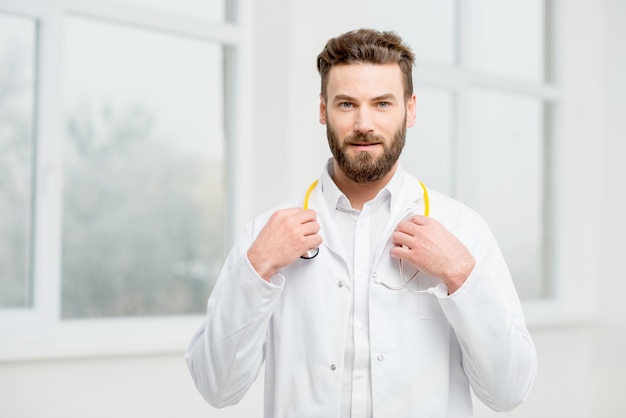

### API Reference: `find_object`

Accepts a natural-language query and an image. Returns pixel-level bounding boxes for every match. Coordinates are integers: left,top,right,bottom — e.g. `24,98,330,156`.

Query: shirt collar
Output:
319,158,404,217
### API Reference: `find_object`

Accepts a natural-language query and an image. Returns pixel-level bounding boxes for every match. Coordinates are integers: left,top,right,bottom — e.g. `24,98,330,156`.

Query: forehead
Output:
326,63,404,99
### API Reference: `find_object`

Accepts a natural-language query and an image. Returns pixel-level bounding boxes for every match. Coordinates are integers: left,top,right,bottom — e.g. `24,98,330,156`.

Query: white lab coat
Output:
186,168,537,418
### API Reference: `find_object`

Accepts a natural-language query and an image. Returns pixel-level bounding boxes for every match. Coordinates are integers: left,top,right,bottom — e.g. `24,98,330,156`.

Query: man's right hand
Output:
247,208,322,281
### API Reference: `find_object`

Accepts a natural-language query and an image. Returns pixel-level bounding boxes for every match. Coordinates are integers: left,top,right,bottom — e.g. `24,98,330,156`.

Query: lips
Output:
348,142,381,149
348,141,381,146
346,132,385,146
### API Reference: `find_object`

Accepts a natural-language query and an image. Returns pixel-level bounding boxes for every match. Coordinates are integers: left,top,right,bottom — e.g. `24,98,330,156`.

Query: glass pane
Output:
108,0,226,22
0,14,36,309
62,17,226,318
458,90,545,299
401,86,454,195
371,0,456,66
466,0,545,82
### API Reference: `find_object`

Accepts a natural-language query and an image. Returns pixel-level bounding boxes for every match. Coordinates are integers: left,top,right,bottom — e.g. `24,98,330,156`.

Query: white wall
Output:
2,1,626,417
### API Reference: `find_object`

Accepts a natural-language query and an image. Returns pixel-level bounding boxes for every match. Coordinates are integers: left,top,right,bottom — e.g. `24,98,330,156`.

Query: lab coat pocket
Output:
418,293,445,319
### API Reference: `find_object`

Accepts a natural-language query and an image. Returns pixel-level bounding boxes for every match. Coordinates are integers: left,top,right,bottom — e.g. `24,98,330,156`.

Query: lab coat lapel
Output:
306,183,348,263
372,173,427,268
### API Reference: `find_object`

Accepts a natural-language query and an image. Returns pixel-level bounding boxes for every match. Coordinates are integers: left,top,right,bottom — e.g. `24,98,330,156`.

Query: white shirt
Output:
322,163,403,418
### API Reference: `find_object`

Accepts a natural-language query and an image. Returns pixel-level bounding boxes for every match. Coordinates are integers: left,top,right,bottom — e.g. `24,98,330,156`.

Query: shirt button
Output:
330,364,337,371
377,355,384,362
358,323,364,330
372,272,377,279
355,372,363,380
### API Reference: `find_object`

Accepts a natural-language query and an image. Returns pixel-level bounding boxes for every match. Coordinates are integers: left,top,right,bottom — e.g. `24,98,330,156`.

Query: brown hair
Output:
317,28,415,100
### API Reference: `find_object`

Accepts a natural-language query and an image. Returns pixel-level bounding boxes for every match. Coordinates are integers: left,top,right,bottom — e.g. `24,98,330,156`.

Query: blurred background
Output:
0,0,624,416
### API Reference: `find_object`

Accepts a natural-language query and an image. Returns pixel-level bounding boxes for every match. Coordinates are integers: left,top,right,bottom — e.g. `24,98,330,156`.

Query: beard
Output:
326,115,407,184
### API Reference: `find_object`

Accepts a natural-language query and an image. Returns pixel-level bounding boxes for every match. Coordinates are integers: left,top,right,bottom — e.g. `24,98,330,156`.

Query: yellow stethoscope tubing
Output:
303,179,319,210
418,180,429,217
300,178,429,259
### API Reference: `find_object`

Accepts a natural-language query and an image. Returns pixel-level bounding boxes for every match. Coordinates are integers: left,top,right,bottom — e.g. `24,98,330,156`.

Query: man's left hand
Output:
390,215,476,294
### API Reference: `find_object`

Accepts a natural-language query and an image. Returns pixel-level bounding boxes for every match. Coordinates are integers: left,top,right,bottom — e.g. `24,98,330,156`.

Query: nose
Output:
354,107,375,133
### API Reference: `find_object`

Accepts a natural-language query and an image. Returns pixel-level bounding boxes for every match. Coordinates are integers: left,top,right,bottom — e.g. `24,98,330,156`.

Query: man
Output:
186,28,536,417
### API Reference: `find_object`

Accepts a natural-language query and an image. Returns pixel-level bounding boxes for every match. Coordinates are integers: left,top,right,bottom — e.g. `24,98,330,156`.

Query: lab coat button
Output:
337,281,344,288
330,364,337,371
377,355,384,361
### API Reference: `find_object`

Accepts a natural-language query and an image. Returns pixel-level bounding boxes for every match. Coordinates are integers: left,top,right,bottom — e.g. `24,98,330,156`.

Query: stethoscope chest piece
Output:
301,247,319,259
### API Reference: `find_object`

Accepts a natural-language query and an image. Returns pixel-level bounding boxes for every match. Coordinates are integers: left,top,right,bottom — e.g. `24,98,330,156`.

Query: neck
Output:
331,161,398,210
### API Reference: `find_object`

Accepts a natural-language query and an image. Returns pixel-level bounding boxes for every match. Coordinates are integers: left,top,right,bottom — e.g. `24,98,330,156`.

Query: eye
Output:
377,102,390,109
339,102,354,109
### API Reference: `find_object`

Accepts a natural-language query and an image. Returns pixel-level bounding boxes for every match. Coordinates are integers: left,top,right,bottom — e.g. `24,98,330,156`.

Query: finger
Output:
394,218,424,242
389,245,411,260
267,208,305,228
391,230,412,247
407,214,429,226
306,234,323,249
290,209,318,225
394,221,416,236
301,221,321,236
300,209,319,223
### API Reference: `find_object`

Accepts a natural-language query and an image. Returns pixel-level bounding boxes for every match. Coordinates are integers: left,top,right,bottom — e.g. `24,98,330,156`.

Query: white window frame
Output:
406,0,578,326
0,0,243,361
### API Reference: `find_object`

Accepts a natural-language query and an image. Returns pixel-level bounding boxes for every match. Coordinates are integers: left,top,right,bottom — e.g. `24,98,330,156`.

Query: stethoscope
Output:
299,179,429,259
300,179,321,259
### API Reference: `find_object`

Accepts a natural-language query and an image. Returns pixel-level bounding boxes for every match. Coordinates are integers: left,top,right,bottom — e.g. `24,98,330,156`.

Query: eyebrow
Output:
331,94,356,104
372,94,398,102
331,93,398,103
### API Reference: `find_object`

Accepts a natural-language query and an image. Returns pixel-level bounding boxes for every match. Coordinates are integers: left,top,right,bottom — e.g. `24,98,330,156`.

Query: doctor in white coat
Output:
186,28,537,418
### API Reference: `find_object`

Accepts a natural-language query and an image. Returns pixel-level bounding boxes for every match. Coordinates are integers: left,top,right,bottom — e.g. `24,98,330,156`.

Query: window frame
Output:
406,0,566,323
0,0,242,360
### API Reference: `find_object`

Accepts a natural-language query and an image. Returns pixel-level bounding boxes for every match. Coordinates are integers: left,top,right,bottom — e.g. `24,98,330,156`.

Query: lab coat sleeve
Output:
437,214,538,412
185,220,284,408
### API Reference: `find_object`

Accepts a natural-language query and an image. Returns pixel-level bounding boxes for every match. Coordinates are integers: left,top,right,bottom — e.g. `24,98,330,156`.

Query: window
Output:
0,13,37,310
461,91,545,298
0,0,239,348
62,16,225,318
373,0,557,300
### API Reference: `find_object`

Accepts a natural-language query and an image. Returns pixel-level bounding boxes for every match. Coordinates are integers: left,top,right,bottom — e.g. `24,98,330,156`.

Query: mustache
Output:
345,132,385,145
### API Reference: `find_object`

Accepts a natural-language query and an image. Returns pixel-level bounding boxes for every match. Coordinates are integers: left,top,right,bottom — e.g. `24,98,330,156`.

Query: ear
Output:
319,94,327,125
406,94,417,128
